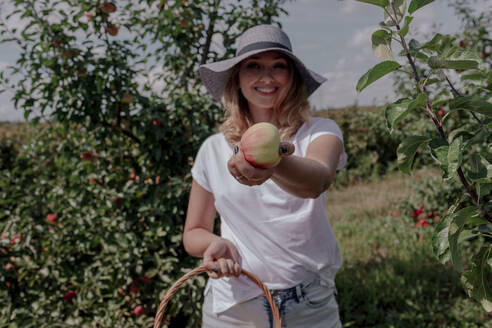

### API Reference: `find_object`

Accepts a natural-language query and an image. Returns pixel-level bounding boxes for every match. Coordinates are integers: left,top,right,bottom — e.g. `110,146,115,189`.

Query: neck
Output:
250,107,278,126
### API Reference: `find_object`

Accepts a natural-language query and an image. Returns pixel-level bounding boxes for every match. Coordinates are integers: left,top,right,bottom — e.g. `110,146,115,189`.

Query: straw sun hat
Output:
199,24,327,101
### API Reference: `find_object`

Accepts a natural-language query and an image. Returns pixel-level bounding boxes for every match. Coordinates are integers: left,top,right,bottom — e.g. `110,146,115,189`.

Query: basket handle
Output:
153,265,282,328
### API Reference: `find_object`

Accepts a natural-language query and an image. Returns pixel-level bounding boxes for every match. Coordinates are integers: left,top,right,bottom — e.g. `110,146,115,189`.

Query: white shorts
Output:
202,276,341,328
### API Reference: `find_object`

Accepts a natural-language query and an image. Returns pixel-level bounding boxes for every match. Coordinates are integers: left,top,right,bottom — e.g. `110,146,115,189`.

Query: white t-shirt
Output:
191,116,347,314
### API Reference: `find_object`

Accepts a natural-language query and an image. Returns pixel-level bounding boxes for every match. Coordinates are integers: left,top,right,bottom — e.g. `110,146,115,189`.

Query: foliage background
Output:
1,0,491,327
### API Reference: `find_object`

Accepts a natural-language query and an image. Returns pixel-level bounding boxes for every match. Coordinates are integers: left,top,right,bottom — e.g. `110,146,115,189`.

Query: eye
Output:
274,62,288,69
245,62,261,69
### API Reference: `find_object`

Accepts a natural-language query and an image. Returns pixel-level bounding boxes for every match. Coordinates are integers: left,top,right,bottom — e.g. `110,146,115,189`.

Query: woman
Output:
183,25,347,328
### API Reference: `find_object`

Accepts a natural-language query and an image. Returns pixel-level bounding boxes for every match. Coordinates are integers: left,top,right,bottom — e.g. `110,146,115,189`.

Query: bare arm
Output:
271,134,343,198
183,179,219,257
228,134,343,199
183,179,241,278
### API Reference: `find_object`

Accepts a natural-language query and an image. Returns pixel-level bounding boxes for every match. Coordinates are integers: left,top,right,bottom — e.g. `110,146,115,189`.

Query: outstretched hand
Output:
227,141,294,186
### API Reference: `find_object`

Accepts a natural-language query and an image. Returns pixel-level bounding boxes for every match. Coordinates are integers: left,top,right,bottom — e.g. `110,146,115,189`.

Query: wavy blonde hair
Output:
218,54,310,145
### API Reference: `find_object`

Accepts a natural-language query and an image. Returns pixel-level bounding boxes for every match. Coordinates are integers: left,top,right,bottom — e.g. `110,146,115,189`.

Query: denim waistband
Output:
268,275,319,298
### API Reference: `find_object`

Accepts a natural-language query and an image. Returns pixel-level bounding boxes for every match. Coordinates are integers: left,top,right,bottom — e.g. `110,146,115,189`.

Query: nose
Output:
259,67,275,82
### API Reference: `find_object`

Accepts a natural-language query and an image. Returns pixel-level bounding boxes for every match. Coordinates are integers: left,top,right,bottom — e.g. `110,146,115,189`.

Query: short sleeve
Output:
191,138,213,192
308,118,348,171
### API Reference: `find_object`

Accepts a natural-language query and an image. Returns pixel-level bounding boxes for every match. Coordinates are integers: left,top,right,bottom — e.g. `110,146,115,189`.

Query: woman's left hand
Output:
227,141,294,186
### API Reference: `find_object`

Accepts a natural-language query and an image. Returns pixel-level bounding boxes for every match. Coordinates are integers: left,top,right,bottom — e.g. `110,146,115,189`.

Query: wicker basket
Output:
153,265,282,328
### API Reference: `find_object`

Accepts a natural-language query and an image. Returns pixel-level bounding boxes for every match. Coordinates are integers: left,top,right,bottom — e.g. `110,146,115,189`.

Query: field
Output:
1,119,491,327
329,168,492,327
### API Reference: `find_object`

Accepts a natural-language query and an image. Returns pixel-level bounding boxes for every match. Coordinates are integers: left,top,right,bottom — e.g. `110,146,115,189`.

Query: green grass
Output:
328,168,492,327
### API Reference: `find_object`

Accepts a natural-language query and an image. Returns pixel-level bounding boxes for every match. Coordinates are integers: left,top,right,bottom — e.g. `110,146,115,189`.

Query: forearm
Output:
271,155,334,199
183,228,221,258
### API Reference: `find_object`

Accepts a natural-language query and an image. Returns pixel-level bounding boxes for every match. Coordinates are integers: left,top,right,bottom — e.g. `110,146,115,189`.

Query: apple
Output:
100,2,117,14
153,119,163,127
482,51,489,59
438,108,445,117
133,305,146,316
179,18,189,27
46,213,57,225
106,23,118,36
122,93,133,104
240,122,281,168
64,290,77,303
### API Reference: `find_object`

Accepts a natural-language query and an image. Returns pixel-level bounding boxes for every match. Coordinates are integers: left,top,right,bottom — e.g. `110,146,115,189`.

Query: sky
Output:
280,0,490,110
0,0,490,121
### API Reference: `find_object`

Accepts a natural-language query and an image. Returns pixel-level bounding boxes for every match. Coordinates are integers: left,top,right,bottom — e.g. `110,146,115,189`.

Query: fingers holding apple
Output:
228,122,294,185
228,145,273,186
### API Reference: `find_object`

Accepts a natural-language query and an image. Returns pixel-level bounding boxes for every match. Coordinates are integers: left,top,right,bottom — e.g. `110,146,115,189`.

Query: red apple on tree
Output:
106,23,118,36
133,305,147,316
100,2,117,14
46,213,57,225
64,290,77,303
122,93,133,104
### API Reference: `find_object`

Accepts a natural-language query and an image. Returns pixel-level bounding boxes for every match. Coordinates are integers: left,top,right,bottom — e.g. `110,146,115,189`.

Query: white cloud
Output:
349,26,377,48
341,0,364,14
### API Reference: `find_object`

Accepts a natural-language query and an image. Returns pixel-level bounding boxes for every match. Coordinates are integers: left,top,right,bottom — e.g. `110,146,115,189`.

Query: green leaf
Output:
372,30,394,61
384,0,406,26
397,16,413,37
448,206,479,272
408,0,435,14
408,39,421,52
431,89,452,108
468,154,488,182
461,70,486,81
356,60,401,93
356,0,389,8
432,213,453,263
478,183,492,199
448,136,463,175
428,56,478,70
385,93,426,133
429,138,449,179
428,48,482,70
397,136,430,174
385,98,411,132
461,247,492,312
421,33,443,51
449,96,492,117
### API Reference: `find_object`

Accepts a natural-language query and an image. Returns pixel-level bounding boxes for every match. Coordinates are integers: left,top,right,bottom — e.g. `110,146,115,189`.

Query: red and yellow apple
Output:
240,122,281,168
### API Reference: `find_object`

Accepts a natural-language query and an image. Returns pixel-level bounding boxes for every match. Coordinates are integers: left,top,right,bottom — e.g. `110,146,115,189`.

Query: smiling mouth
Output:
255,87,277,95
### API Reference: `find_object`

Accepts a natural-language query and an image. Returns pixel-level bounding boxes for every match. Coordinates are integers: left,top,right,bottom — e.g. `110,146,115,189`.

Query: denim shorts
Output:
202,276,341,328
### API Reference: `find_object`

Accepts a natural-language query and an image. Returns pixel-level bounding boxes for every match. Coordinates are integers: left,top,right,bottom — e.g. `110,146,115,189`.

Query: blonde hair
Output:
218,55,310,145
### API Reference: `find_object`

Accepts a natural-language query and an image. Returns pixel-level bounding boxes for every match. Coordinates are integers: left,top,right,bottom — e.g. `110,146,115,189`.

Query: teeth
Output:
256,88,276,93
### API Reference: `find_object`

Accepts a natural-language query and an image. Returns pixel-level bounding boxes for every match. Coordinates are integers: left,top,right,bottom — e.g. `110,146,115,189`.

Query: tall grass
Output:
329,168,492,327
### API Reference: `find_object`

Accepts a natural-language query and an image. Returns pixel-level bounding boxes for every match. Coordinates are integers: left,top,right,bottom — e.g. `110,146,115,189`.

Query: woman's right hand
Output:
203,238,242,279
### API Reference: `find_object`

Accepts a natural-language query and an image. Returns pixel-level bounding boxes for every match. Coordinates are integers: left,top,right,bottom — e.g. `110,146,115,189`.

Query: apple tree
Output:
0,0,290,326
355,0,491,311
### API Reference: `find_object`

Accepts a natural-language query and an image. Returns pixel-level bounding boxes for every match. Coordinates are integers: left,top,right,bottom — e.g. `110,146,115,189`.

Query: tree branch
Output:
444,74,482,124
391,2,492,223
